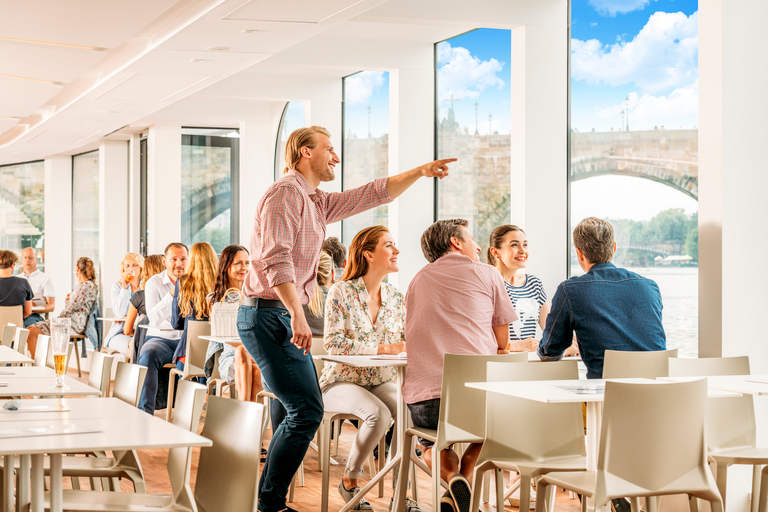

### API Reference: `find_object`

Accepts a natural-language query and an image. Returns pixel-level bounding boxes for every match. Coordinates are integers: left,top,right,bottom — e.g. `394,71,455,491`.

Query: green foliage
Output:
607,207,698,262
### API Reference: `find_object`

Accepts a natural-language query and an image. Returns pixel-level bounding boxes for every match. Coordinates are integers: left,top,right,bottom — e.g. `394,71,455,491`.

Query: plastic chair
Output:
669,356,765,512
88,352,114,397
49,380,208,511
12,327,29,357
0,306,23,331
112,361,148,408
534,379,723,512
166,320,210,422
194,396,265,512
469,360,585,512
1,324,16,348
601,348,678,379
33,335,50,367
394,352,529,512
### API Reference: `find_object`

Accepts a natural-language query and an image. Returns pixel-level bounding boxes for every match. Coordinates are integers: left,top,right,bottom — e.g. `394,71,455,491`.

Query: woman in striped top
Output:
488,225,579,356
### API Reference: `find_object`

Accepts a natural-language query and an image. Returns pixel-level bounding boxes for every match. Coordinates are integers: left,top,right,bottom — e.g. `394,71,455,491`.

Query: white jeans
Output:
322,381,397,480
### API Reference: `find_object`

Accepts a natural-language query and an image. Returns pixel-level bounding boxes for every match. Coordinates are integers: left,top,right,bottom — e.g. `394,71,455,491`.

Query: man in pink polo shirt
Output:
404,219,517,512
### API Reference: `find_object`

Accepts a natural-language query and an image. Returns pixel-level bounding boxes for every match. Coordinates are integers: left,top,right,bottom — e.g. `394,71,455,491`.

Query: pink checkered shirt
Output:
244,170,392,303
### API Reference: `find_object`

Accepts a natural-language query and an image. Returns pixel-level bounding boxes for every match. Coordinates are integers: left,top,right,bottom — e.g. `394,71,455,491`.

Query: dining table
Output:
199,334,242,346
0,346,33,366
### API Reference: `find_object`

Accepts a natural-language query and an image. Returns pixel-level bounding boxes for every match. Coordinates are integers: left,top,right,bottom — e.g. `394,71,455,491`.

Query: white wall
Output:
44,156,73,316
98,140,129,313
146,125,182,254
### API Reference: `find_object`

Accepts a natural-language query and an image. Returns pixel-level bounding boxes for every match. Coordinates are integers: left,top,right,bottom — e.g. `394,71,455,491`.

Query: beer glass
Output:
50,318,70,389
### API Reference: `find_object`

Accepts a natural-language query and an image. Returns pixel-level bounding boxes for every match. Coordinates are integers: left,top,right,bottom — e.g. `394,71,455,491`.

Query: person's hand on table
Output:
507,337,539,352
378,341,405,355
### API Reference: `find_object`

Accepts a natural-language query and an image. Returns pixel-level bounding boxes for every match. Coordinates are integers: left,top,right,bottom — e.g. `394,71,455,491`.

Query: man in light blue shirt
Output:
538,217,666,379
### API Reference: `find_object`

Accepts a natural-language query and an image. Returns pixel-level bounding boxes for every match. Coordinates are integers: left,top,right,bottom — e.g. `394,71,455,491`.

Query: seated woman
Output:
319,226,417,512
103,252,144,356
0,250,33,323
121,254,164,362
303,250,333,337
171,242,217,370
27,257,97,358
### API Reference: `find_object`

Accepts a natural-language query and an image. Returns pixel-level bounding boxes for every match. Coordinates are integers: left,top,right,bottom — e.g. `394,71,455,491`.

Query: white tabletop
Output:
660,374,768,395
96,317,124,322
137,325,175,331
199,335,242,345
526,351,582,362
0,346,33,365
0,367,55,378
0,377,101,397
315,354,407,367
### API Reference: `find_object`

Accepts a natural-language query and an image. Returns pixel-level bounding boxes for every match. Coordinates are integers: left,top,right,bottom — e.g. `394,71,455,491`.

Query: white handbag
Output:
210,288,241,337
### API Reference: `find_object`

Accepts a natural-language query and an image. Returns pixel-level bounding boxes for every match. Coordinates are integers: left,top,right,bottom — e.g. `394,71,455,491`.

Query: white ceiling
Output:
0,0,563,166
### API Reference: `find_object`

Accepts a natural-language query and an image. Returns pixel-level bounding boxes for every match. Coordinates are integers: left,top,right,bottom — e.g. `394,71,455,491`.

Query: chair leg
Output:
646,496,659,512
431,446,441,512
394,433,415,512
753,465,763,512
630,497,641,512
758,467,768,512
74,339,82,377
715,463,728,510
688,495,700,512
410,459,419,502
482,470,490,503
519,474,533,512
320,417,333,512
470,464,487,512
534,483,549,512
495,469,505,510
288,470,297,502
166,374,178,423
296,462,304,487
504,473,522,503
710,497,725,512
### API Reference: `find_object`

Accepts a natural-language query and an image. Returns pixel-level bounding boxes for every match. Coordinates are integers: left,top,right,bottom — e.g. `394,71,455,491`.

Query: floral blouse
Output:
35,280,97,335
318,277,406,389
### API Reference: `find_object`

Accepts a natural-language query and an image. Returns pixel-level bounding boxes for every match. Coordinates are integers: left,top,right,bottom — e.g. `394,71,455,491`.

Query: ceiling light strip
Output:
0,36,107,52
0,74,64,86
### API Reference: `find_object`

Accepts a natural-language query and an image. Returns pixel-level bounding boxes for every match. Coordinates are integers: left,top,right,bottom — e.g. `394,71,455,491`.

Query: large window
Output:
72,151,99,285
274,102,306,181
0,161,44,270
435,29,511,256
570,0,699,356
181,128,239,253
342,71,389,243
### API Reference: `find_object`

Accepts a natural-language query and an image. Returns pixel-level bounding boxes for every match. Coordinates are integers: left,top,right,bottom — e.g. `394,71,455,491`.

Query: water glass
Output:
50,317,70,389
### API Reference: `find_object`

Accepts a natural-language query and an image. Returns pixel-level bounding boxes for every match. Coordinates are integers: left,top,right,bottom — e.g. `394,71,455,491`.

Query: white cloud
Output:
588,82,698,131
588,0,649,17
572,11,698,94
590,22,599,27
437,42,504,104
344,71,385,106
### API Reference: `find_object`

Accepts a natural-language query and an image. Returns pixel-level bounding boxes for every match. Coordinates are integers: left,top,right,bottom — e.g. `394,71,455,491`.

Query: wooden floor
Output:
64,367,582,512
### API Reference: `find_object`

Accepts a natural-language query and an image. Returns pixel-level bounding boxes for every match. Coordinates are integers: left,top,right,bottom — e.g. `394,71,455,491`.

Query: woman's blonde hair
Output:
307,251,333,317
342,226,390,281
141,255,164,288
283,126,331,174
178,242,218,320
119,252,144,281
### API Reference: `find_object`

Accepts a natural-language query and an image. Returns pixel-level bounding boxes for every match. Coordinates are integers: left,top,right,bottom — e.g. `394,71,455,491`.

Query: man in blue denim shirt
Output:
537,217,666,379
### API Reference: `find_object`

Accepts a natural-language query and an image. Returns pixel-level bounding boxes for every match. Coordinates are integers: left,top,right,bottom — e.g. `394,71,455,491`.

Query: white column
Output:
147,125,182,253
308,98,343,238
388,63,435,288
510,23,569,296
98,140,129,314
44,156,72,316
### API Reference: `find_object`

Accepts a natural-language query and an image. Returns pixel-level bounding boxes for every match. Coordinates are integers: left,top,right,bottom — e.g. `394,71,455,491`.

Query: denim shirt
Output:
537,262,666,379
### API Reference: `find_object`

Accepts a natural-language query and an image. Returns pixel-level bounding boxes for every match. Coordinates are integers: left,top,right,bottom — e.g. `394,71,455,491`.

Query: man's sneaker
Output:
440,491,456,512
611,498,631,512
448,474,472,512
388,496,423,512
338,480,374,511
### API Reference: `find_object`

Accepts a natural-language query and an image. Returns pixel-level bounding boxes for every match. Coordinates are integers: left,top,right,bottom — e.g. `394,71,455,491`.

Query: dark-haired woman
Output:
27,257,98,358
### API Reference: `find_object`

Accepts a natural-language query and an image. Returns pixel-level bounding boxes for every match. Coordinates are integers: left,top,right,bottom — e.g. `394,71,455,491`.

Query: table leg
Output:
30,454,43,512
3,455,13,512
17,455,29,512
50,454,63,512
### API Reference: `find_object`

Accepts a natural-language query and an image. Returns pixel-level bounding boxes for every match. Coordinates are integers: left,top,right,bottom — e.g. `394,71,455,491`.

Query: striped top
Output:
504,274,547,341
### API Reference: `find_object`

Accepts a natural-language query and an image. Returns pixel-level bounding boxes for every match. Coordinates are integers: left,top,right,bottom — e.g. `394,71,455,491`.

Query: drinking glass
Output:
50,318,70,389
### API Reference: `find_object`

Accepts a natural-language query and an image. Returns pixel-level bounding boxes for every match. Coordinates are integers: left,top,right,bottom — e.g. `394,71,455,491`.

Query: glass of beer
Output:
50,318,70,389
125,271,134,284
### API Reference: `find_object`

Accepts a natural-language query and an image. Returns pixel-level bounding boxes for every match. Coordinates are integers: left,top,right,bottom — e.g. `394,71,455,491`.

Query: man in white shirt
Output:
137,243,188,414
18,248,55,327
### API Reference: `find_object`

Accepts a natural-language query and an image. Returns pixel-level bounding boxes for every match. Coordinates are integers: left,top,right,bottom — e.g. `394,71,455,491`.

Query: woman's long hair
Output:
178,242,218,319
307,251,333,317
119,252,144,283
141,255,165,288
211,245,249,303
342,226,390,282
76,257,97,282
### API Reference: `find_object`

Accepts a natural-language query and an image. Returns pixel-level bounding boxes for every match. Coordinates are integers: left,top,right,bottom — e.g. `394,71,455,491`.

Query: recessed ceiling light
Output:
205,46,234,52
241,29,260,34
190,58,208,63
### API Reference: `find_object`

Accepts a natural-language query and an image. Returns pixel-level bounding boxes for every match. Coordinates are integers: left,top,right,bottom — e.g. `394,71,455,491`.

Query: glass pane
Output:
275,102,306,180
435,29,511,257
570,1,699,356
0,161,45,271
342,71,389,243
72,151,100,286
181,130,238,254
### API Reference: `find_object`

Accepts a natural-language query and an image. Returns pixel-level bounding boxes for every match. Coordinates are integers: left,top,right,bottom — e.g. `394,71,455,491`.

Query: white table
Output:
199,335,242,346
0,376,100,398
0,346,32,366
96,317,125,323
661,374,768,395
0,367,55,378
0,397,211,512
315,354,408,512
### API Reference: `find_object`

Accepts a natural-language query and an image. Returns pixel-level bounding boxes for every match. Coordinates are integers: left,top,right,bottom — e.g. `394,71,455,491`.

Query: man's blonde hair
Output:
283,126,331,174
573,217,615,264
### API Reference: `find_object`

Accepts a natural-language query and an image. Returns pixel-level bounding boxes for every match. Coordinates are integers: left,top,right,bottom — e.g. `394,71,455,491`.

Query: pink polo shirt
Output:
402,252,518,404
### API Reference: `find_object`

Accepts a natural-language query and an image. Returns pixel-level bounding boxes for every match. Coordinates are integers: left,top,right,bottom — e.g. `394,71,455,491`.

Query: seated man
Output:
138,242,188,414
18,248,55,327
538,217,666,379
404,219,517,512
0,250,33,322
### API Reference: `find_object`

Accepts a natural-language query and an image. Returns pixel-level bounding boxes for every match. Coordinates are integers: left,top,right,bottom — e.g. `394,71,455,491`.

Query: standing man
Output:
18,248,55,327
239,125,455,512
138,242,188,414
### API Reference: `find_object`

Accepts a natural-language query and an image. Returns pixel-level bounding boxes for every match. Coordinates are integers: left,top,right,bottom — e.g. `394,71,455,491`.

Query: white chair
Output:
601,348,678,379
166,320,210,422
112,361,148,408
88,352,114,397
0,306,22,331
33,335,50,367
12,327,29,357
394,352,529,512
535,379,723,512
470,360,586,512
0,324,16,348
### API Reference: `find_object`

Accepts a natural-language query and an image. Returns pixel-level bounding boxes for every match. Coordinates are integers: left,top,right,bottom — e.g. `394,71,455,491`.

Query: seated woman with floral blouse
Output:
319,225,420,512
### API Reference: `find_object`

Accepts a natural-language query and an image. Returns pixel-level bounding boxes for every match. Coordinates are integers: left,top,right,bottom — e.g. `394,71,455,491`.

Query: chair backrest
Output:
167,380,207,505
481,360,585,463
437,352,528,446
1,324,16,348
601,348,678,379
112,361,148,407
0,306,23,331
596,379,718,507
34,335,50,367
309,336,325,377
13,328,29,355
194,396,264,512
88,352,114,396
184,320,211,376
668,356,755,451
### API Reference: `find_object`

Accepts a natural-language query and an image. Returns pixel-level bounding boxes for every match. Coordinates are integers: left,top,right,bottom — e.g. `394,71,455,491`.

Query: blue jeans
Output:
24,314,43,328
137,336,178,414
238,305,324,512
